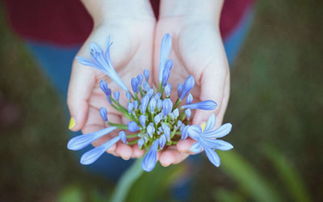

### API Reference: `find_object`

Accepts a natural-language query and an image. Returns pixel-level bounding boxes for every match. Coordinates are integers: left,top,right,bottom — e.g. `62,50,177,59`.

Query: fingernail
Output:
68,117,76,130
200,122,206,132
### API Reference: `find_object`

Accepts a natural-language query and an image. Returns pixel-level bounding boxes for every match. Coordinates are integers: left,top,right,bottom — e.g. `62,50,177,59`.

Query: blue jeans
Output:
25,8,254,181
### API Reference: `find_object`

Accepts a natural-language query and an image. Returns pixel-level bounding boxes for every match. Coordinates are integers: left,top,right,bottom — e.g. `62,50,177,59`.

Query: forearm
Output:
81,0,154,25
160,0,224,23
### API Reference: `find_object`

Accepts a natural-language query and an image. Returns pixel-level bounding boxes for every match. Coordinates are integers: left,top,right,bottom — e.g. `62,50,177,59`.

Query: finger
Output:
193,66,228,125
159,147,189,167
176,138,196,154
67,61,96,131
132,144,145,158
215,74,230,127
83,108,122,154
115,142,133,160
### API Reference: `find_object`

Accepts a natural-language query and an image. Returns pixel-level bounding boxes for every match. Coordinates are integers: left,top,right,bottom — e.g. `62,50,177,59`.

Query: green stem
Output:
173,99,181,109
127,140,139,145
126,134,138,138
110,158,144,202
108,122,128,130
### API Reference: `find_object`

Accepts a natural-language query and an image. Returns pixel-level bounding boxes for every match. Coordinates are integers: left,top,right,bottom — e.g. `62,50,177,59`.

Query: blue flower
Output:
139,115,147,126
172,109,179,118
180,125,189,140
133,101,138,109
67,126,117,151
162,99,173,116
158,34,172,83
144,69,150,81
99,107,108,122
77,41,128,91
182,100,217,110
99,80,111,97
113,91,120,101
142,141,159,172
131,77,140,93
187,115,233,167
186,93,193,104
161,124,170,142
177,83,183,97
185,109,191,119
69,34,234,172
126,91,132,100
156,99,162,111
161,60,173,87
158,134,167,149
138,138,145,148
80,135,121,165
147,123,155,137
119,131,127,144
140,94,150,114
148,97,157,113
127,102,134,113
179,76,195,100
154,113,163,124
164,84,172,97
128,121,140,132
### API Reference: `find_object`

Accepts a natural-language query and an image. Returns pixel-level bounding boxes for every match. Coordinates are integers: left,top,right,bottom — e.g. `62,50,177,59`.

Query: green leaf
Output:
126,163,185,202
57,185,83,202
214,188,245,202
263,145,312,202
219,151,282,202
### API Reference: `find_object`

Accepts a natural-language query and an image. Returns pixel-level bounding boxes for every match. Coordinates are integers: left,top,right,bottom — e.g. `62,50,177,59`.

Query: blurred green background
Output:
0,0,322,201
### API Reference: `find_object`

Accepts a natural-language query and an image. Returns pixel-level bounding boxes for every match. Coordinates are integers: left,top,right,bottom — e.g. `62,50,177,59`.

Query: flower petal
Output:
67,127,117,151
205,148,221,167
199,137,233,151
181,125,189,140
190,142,204,153
142,141,159,172
187,125,202,140
180,76,195,100
144,69,150,81
205,114,216,132
182,100,217,110
99,107,108,122
158,34,172,83
203,123,232,138
210,140,233,151
80,136,120,165
128,121,140,132
76,56,98,68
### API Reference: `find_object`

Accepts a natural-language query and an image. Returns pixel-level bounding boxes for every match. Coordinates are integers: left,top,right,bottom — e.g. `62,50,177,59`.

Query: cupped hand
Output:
68,17,155,160
153,18,230,167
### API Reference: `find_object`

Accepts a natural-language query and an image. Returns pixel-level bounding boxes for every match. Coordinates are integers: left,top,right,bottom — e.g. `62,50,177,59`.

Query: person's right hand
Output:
67,0,155,160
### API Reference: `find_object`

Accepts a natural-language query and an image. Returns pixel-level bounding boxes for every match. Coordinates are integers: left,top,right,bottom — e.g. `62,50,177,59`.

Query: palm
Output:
151,18,230,166
75,20,155,159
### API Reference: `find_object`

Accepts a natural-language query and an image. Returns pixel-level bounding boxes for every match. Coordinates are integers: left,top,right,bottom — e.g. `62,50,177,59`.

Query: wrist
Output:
160,0,223,24
81,0,155,26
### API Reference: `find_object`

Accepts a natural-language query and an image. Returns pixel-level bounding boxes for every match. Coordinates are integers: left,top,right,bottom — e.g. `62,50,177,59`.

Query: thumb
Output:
193,67,228,125
67,61,96,131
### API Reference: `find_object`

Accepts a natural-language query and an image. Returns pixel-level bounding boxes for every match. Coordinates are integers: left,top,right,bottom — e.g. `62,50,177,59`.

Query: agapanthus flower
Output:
67,34,233,172
187,114,233,167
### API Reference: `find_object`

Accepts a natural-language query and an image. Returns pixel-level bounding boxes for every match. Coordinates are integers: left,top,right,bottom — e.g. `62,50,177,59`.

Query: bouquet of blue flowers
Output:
67,34,233,172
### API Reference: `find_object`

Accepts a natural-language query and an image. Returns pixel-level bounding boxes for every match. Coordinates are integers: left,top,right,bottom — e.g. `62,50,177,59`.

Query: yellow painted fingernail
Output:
68,117,76,129
200,122,206,132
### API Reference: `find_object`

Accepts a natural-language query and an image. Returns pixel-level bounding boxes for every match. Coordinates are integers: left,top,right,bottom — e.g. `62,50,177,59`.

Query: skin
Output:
68,0,229,165
154,0,230,166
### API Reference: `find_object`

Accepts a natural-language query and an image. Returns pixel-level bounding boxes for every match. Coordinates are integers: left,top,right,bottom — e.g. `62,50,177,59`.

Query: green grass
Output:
1,0,323,201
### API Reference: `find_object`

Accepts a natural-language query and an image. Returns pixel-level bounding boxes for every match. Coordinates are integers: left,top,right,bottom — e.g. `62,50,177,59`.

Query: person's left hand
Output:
152,7,230,167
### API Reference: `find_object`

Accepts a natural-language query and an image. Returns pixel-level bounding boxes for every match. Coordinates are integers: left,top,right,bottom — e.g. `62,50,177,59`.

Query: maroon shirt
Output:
3,0,254,46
